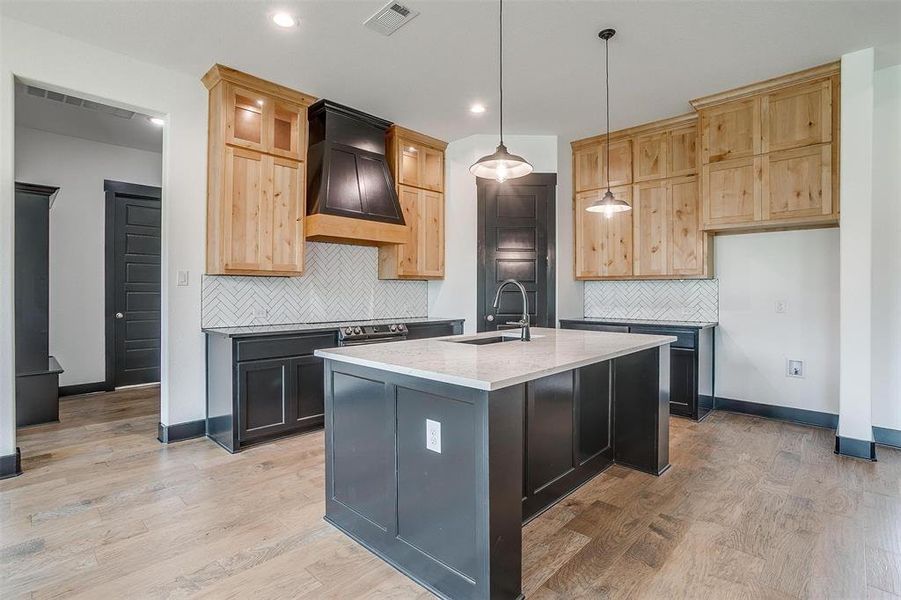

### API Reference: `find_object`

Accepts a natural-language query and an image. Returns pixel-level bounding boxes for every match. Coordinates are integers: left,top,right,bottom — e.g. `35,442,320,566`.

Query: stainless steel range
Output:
337,323,408,346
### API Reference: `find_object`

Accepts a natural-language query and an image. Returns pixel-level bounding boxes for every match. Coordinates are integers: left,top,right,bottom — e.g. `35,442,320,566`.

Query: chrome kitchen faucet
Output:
491,279,531,341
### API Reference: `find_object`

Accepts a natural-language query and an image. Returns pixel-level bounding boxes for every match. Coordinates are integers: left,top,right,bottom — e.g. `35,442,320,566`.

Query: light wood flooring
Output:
2,387,901,599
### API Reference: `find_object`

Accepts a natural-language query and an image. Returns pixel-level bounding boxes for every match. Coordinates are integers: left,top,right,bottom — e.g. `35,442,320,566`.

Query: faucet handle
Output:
506,320,526,326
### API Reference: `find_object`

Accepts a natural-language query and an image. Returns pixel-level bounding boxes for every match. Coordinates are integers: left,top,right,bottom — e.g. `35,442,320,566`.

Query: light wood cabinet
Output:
573,139,632,192
633,176,709,279
379,126,447,280
572,113,708,280
575,186,633,278
693,62,840,233
204,64,315,276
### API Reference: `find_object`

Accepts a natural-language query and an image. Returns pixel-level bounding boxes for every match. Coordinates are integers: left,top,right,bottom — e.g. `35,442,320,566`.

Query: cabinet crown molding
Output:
689,61,840,110
571,112,697,149
202,63,317,107
390,125,448,151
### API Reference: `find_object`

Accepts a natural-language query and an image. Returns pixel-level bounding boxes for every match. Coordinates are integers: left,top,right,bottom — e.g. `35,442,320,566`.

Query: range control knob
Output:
343,327,353,335
353,326,362,335
389,324,397,332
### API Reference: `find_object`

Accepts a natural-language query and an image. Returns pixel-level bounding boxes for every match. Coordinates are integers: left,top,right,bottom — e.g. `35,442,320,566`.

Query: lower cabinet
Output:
207,331,337,453
560,320,714,421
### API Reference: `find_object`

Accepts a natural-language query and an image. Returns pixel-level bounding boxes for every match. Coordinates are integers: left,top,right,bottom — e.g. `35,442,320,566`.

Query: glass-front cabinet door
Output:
269,100,305,160
226,85,268,152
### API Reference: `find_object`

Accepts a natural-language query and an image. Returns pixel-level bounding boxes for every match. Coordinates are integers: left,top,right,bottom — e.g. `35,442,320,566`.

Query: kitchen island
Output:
315,327,675,600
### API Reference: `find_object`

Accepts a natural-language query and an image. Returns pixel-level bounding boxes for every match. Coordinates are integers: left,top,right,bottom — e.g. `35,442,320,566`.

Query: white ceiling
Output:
3,1,899,143
14,83,163,152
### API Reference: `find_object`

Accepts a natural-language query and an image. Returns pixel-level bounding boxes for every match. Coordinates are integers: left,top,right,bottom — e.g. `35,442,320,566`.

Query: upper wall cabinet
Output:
204,64,316,276
572,113,710,280
573,139,632,192
379,126,447,280
692,62,840,233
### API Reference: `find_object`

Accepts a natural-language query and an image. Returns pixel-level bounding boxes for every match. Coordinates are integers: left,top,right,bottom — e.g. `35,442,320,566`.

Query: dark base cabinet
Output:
560,320,715,421
207,331,337,453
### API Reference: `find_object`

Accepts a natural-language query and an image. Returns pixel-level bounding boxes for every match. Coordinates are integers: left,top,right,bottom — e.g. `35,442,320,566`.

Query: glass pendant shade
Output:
586,189,631,219
469,143,533,182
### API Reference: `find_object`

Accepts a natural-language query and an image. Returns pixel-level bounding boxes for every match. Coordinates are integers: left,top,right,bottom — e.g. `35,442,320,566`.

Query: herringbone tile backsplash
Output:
584,279,719,322
201,242,428,328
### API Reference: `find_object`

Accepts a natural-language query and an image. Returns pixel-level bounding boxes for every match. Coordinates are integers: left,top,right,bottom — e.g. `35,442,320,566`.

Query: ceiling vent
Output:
17,83,136,119
364,1,419,36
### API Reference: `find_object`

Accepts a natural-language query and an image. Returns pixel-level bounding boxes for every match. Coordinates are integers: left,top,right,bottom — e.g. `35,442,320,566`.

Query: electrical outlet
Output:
252,308,269,319
787,359,804,378
426,419,441,453
775,300,787,314
176,270,189,287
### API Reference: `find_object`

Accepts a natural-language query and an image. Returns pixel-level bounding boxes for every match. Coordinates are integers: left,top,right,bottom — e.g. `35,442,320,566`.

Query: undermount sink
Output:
448,335,523,345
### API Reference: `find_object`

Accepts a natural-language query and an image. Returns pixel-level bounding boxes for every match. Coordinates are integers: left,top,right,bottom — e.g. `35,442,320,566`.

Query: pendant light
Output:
586,28,631,219
470,0,533,183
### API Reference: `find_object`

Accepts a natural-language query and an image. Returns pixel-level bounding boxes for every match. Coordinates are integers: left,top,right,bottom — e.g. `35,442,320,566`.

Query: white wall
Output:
429,135,558,334
714,230,840,414
838,48,876,442
14,127,162,386
1,16,208,456
872,63,901,431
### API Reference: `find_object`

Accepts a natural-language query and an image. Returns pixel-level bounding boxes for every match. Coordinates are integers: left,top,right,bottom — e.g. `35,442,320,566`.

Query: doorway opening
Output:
13,79,163,449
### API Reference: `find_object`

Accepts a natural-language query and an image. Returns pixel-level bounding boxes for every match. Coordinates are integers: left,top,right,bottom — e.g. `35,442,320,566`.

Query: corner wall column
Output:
837,47,876,460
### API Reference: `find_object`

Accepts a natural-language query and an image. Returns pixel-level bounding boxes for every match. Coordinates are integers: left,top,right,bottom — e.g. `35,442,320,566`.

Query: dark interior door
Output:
477,173,556,332
105,180,161,387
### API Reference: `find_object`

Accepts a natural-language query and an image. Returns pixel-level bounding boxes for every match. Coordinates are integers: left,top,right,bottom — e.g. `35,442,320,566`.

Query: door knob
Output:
115,312,124,319
486,314,494,322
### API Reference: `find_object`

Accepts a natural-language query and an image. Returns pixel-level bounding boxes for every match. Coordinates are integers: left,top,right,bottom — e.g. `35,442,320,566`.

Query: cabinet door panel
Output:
270,158,304,273
292,355,324,424
762,144,831,221
395,186,420,276
226,85,267,152
421,147,444,192
603,140,633,187
224,148,270,271
762,80,831,153
574,191,603,278
603,186,633,277
700,99,760,163
574,145,602,192
670,176,705,276
702,156,760,226
421,190,444,276
399,143,421,188
669,348,696,418
669,125,698,176
634,133,668,182
269,100,305,160
238,359,290,442
633,181,669,277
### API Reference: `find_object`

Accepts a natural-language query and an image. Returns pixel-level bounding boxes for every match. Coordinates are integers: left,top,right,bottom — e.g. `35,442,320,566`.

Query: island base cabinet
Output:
322,347,670,600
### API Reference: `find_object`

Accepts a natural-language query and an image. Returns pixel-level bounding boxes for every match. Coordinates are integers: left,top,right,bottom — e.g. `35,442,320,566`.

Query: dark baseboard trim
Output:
0,448,22,479
158,420,206,444
834,435,877,461
59,381,113,397
713,396,839,429
874,426,901,450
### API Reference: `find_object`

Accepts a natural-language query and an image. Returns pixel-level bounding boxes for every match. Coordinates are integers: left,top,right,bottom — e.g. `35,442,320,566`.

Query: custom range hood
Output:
305,100,409,246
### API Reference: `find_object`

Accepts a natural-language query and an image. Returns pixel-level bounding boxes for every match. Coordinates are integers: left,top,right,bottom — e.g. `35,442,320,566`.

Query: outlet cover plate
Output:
426,419,441,453
787,359,804,378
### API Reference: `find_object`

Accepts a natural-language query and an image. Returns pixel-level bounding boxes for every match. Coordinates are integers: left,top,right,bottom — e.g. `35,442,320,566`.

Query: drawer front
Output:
628,327,695,350
236,332,338,362
560,322,629,334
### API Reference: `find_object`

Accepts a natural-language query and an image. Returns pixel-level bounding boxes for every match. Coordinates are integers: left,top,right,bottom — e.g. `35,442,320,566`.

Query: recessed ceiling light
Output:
148,117,165,126
470,103,486,114
272,12,298,28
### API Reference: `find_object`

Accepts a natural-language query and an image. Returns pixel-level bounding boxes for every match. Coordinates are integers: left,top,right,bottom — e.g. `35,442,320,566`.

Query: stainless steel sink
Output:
447,335,522,346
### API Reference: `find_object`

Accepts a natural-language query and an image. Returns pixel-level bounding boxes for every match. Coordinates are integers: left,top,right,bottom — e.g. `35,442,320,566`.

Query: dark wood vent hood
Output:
305,100,409,246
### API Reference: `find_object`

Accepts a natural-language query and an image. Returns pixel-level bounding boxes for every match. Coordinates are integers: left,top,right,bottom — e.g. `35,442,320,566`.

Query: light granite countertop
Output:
315,326,676,391
202,317,464,338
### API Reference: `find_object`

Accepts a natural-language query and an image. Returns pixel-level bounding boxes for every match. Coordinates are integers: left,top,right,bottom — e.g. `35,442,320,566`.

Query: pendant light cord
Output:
605,34,610,193
499,0,504,145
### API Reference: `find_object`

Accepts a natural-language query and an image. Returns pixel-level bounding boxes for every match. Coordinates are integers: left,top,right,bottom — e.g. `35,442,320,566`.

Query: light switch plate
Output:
176,270,189,287
775,300,787,314
426,419,441,453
